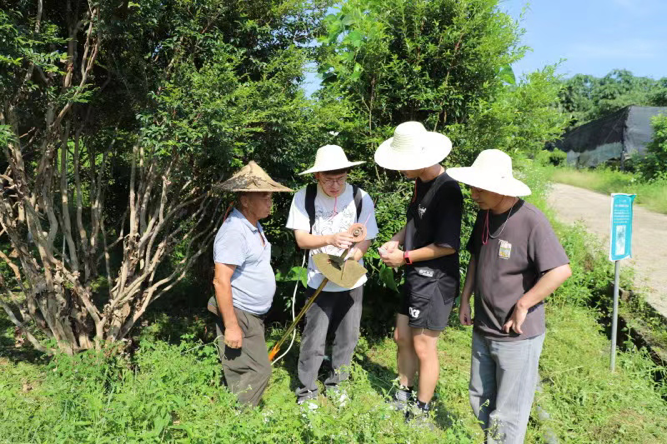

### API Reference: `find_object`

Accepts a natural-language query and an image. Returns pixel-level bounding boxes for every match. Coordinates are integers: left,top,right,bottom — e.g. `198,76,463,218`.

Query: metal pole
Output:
610,260,620,372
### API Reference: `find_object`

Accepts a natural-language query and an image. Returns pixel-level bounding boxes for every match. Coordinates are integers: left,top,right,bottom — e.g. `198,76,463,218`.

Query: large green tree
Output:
559,69,667,128
0,0,325,353
315,0,525,154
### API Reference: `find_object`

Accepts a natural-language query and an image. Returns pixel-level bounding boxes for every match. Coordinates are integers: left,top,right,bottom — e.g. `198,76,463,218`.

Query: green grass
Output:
551,167,667,214
2,300,667,443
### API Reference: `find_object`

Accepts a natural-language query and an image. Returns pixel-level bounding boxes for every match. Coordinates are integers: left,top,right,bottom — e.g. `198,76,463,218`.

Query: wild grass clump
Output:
0,334,472,443
537,305,667,443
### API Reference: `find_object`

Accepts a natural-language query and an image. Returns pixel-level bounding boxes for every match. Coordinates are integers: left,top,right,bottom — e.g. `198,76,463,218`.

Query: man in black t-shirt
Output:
374,122,463,420
448,150,572,443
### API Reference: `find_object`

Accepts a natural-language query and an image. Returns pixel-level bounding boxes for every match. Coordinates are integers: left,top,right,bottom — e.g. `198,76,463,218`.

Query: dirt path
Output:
548,183,667,317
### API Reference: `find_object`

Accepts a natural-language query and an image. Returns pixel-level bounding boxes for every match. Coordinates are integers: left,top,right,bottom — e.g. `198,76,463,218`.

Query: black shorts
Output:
399,271,456,331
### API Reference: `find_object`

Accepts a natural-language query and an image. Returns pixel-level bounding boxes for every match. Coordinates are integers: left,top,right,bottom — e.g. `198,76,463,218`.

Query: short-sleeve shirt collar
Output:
231,208,262,233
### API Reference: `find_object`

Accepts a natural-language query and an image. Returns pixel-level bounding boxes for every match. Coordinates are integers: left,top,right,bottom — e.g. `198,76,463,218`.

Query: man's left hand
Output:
380,248,405,268
503,305,528,335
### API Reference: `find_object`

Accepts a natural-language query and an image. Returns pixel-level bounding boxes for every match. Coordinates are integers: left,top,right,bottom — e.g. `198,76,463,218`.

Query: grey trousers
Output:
296,285,363,401
215,307,271,407
469,330,545,444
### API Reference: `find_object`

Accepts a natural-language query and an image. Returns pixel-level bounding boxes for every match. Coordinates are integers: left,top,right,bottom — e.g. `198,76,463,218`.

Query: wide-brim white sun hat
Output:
447,149,531,197
374,121,452,171
299,144,365,175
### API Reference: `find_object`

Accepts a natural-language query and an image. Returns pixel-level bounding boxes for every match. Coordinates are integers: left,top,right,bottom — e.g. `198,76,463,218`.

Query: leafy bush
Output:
638,114,667,181
545,148,567,166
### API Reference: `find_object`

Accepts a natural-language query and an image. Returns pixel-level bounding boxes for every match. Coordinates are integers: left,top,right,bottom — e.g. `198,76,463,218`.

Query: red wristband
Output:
403,250,413,265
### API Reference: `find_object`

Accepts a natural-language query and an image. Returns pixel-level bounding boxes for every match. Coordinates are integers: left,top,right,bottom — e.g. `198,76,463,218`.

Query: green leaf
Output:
379,266,398,292
278,266,308,287
341,14,355,27
347,30,363,48
498,64,516,86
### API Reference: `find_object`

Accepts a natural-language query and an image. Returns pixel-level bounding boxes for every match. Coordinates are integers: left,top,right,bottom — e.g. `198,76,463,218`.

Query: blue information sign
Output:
609,193,635,261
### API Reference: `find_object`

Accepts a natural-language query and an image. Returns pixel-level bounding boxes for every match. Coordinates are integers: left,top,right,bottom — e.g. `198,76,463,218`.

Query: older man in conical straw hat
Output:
374,122,463,421
448,150,571,443
286,145,378,407
211,161,292,408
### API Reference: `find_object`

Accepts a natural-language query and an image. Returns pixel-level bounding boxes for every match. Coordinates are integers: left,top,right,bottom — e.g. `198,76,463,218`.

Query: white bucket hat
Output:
374,121,452,171
299,145,365,175
447,149,531,197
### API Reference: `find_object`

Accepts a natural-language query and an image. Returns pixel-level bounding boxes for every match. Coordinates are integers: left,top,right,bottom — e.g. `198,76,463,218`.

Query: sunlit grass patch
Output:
552,167,667,214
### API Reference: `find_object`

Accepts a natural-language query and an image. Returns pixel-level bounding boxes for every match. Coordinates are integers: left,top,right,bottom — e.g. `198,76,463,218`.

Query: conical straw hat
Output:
215,161,293,192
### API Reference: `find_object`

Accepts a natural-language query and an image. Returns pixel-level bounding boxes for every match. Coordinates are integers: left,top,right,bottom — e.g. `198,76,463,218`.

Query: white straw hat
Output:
374,121,452,171
447,149,531,197
299,145,365,175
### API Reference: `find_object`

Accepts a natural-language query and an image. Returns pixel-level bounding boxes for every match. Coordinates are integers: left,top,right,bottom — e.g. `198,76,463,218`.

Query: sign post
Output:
609,193,636,372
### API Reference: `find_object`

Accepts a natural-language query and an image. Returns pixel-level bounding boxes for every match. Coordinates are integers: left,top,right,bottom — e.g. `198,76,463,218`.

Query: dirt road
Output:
548,183,667,317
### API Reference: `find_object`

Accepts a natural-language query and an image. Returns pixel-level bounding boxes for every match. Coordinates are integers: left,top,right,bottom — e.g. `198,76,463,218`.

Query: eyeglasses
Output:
321,176,347,186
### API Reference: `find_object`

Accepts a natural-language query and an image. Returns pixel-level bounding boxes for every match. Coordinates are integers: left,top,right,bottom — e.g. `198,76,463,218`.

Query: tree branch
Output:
59,121,80,271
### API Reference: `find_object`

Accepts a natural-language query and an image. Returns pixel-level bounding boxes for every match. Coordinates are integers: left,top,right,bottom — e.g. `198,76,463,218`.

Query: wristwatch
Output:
403,250,413,265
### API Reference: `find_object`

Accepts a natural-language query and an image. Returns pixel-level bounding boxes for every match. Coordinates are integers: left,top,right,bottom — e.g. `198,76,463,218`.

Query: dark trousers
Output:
215,307,271,407
296,285,363,401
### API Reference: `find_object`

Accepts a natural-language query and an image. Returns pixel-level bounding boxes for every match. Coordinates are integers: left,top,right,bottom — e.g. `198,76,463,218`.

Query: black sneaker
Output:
405,401,436,430
389,386,413,411
297,391,319,411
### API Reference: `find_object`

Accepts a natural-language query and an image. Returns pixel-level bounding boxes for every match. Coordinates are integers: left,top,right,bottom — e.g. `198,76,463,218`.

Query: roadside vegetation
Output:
546,113,667,214
549,167,667,214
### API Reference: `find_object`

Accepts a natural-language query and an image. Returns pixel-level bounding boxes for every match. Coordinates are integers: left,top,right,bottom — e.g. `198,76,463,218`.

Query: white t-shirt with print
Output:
286,183,378,292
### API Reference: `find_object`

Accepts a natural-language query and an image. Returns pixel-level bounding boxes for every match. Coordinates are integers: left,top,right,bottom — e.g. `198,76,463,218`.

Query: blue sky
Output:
502,0,667,80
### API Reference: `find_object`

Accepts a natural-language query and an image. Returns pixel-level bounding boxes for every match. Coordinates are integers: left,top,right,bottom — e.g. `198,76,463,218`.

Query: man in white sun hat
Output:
286,144,378,406
374,121,463,420
448,149,572,443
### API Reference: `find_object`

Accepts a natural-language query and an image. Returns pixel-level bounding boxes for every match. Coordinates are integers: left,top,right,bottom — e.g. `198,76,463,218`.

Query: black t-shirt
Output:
466,200,569,341
403,172,463,301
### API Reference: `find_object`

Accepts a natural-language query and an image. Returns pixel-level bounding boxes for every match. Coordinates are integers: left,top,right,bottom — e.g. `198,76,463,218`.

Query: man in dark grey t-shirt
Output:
449,150,572,443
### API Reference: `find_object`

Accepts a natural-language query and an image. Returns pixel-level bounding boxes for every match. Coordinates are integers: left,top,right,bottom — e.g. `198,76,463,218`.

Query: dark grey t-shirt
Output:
466,200,569,341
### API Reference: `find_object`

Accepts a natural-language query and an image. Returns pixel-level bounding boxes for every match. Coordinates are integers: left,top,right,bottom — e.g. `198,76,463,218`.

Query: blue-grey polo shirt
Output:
213,208,276,315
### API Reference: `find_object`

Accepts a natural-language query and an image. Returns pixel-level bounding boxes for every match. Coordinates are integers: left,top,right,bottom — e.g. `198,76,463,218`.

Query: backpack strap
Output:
305,183,317,234
352,184,363,222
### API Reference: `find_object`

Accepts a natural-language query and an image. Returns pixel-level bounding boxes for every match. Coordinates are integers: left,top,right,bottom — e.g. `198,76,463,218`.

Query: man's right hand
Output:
224,324,243,349
459,300,473,326
329,232,354,249
380,240,400,253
